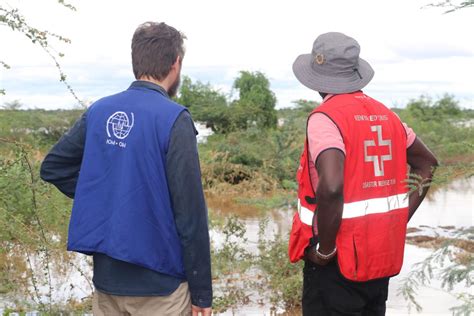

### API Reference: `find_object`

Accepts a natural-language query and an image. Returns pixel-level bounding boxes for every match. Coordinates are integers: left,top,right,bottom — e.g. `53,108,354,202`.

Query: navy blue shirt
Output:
40,81,212,307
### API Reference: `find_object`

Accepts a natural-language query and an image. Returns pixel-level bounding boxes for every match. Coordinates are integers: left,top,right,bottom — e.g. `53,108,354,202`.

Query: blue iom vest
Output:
68,81,186,278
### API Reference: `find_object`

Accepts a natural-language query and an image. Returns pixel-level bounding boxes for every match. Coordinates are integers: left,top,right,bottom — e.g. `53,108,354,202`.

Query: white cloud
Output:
1,0,473,109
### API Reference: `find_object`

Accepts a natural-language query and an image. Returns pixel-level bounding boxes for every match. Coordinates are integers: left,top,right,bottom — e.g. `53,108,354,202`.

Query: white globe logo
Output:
106,111,135,139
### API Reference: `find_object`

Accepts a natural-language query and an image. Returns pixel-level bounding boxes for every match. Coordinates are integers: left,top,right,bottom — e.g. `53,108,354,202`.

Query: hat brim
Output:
292,54,374,94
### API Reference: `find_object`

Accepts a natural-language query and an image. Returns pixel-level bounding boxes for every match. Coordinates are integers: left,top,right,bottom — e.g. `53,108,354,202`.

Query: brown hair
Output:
131,22,186,81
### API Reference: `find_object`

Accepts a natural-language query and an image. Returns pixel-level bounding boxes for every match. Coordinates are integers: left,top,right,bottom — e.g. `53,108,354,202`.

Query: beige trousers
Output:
92,282,191,316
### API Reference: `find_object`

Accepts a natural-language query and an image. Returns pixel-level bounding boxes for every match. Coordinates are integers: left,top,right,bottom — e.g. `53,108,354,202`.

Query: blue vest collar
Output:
129,80,170,99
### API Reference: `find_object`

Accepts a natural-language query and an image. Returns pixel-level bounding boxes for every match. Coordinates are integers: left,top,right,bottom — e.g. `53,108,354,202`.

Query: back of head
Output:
131,22,186,81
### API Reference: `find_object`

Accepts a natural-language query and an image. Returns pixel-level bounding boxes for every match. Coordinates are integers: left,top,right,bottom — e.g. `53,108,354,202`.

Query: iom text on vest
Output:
106,139,127,148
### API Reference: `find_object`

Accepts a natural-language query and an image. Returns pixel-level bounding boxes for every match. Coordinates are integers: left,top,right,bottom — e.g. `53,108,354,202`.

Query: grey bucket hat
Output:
293,32,374,94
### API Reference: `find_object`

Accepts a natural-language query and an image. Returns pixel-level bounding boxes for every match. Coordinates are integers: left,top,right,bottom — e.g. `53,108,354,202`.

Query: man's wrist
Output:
314,244,337,260
191,291,212,308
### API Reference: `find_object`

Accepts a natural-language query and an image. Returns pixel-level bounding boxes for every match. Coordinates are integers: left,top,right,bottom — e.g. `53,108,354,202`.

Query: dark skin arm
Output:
406,137,438,221
306,149,345,266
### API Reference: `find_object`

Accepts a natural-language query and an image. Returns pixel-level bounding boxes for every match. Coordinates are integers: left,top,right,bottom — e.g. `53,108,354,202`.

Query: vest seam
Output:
165,108,189,154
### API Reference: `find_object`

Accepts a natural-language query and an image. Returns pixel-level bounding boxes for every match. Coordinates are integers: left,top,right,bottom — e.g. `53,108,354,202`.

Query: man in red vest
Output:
289,32,438,315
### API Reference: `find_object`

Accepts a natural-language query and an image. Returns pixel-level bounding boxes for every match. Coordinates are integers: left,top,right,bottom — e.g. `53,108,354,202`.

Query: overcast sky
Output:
1,0,473,109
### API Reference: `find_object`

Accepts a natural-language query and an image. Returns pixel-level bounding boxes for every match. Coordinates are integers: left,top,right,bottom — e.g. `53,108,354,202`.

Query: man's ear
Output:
172,55,181,69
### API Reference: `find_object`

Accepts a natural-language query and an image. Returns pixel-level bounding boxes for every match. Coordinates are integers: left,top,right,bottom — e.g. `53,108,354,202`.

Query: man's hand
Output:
192,305,212,316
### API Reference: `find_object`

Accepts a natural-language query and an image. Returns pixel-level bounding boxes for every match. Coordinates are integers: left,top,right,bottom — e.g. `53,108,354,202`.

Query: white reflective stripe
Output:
297,198,314,226
342,193,408,219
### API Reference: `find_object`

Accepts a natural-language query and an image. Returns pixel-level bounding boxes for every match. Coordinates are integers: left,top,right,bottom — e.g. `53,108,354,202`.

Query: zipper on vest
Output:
353,236,358,280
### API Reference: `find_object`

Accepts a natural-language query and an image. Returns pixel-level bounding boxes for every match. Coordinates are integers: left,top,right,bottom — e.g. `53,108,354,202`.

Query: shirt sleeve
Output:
165,111,212,308
40,111,87,198
403,122,416,148
307,113,346,165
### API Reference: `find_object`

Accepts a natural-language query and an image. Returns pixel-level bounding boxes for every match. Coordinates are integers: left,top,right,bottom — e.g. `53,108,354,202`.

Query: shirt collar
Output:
323,94,334,102
322,90,363,104
128,80,170,99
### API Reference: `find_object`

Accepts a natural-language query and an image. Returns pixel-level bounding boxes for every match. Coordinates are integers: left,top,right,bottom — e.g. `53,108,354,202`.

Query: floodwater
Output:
409,177,473,228
0,178,472,315
211,178,474,315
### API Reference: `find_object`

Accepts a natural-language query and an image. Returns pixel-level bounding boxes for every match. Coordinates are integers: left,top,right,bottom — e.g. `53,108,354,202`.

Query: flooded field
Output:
211,178,474,315
0,178,472,315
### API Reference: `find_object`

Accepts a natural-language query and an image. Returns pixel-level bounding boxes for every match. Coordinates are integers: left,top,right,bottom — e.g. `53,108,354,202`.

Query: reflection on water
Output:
0,250,93,314
409,177,474,228
210,208,293,254
196,122,214,144
207,194,261,218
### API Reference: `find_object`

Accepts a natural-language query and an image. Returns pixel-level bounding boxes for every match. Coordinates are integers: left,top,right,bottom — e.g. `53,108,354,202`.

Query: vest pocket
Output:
353,236,358,280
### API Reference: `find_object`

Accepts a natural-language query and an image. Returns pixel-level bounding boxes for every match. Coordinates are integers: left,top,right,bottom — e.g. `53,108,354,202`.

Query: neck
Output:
138,76,169,93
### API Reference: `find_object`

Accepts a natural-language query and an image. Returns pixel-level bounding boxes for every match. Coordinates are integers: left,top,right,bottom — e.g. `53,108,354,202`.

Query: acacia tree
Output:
1,99,22,110
0,0,82,105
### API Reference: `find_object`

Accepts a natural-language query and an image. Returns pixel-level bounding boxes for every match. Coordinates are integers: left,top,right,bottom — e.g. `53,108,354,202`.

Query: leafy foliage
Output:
232,71,277,130
210,215,253,313
257,218,303,310
399,228,474,315
176,71,277,134
0,140,92,314
0,108,84,152
198,98,310,196
176,76,231,133
395,95,474,186
209,215,303,312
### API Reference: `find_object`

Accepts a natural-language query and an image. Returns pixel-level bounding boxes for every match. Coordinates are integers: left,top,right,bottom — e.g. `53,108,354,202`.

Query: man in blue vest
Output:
40,22,212,316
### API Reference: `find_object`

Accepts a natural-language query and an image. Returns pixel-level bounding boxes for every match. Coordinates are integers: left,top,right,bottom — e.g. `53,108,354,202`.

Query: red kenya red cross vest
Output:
289,92,409,282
